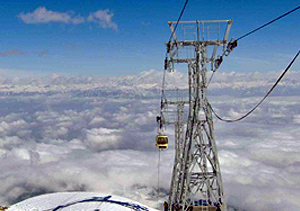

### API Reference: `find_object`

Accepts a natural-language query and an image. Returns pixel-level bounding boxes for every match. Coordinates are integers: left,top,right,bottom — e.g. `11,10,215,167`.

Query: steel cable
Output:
210,49,300,123
236,5,300,41
161,0,190,124
165,0,190,58
208,5,300,92
157,149,161,209
167,0,189,43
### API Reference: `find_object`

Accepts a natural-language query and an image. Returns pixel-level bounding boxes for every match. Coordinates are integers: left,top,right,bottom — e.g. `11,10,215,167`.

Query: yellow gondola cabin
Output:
156,134,168,149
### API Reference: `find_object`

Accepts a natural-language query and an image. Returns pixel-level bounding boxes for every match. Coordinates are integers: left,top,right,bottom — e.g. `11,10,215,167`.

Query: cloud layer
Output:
18,7,118,30
0,70,300,210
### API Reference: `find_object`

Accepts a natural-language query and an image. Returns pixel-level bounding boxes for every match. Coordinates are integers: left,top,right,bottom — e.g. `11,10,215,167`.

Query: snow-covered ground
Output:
0,69,300,211
7,192,159,211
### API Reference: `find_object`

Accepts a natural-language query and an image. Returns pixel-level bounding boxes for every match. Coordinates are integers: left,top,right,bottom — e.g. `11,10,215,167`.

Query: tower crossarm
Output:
167,40,228,46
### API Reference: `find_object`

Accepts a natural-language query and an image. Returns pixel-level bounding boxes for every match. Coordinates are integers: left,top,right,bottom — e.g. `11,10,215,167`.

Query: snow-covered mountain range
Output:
0,69,300,97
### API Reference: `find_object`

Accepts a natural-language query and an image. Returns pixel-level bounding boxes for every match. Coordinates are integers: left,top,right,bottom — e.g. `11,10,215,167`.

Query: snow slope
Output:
7,192,159,211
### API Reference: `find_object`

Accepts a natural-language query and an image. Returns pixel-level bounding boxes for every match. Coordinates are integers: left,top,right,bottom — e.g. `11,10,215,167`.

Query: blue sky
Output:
0,0,299,76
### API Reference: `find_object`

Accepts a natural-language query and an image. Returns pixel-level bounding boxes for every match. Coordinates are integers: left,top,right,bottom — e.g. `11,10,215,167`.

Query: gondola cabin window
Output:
156,135,168,149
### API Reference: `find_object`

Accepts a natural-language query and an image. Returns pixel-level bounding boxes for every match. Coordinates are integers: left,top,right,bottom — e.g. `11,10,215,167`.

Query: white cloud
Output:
86,128,122,151
12,148,31,160
18,7,84,24
89,116,105,126
0,136,22,149
18,7,118,31
293,114,300,124
87,9,118,31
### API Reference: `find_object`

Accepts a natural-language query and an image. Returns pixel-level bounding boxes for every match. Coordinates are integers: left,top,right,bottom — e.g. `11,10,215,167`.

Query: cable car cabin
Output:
187,206,218,211
156,135,168,149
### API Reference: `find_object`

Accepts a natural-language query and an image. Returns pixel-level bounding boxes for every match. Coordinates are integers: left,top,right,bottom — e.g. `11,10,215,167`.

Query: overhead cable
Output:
236,5,300,41
161,0,190,117
165,0,190,59
157,149,161,208
210,49,300,123
167,0,190,43
210,5,300,87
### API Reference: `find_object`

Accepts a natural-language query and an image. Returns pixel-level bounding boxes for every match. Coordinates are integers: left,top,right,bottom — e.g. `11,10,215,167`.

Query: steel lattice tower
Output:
158,20,233,211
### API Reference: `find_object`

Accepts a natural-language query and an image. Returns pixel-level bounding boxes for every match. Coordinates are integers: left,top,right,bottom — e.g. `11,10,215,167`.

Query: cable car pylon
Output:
156,20,234,211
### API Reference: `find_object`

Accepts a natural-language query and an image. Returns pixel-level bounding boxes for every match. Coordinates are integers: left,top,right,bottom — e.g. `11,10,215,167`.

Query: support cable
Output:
210,49,300,123
208,5,300,88
167,0,190,44
165,0,190,58
157,149,161,208
207,71,216,87
160,68,166,128
236,5,300,41
160,0,190,124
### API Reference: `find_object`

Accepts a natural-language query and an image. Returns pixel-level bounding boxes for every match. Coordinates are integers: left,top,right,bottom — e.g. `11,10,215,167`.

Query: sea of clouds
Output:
0,69,300,211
